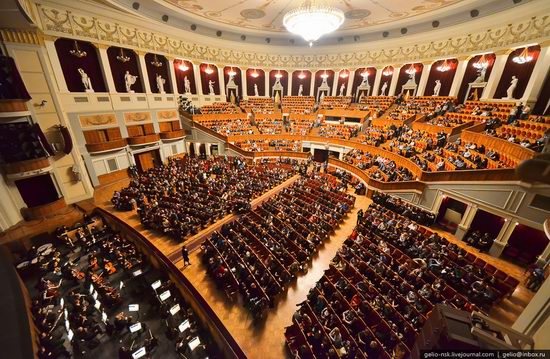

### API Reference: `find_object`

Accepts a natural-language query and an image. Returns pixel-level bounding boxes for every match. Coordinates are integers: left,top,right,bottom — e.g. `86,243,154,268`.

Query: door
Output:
134,149,161,172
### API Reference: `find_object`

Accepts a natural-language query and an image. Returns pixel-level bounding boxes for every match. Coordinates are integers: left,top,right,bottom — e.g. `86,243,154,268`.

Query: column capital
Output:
494,48,511,56
135,50,148,57
42,34,58,42
92,42,110,50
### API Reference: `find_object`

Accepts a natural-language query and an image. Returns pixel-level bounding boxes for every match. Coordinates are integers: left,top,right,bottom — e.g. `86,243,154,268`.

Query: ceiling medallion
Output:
513,47,533,64
436,59,451,72
69,40,87,58
283,1,345,47
473,54,489,69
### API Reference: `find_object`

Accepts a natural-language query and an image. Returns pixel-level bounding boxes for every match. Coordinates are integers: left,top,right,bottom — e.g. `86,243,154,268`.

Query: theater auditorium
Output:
1,0,550,358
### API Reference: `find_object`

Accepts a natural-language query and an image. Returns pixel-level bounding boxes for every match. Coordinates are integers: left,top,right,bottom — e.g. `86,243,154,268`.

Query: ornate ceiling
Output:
158,0,466,33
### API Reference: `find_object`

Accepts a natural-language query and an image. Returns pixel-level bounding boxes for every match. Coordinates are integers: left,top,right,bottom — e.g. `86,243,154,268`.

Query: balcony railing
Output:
85,138,128,153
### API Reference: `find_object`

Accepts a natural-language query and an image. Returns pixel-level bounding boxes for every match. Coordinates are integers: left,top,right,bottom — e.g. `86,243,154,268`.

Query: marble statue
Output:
380,81,388,96
360,76,369,87
254,84,259,97
208,80,216,95
505,76,518,99
78,68,94,93
156,74,166,94
124,71,138,93
433,80,441,97
474,67,487,83
339,83,346,96
184,76,191,94
298,84,303,96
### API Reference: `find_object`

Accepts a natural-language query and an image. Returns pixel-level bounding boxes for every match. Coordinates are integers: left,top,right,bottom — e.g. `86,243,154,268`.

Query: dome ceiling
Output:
159,0,467,33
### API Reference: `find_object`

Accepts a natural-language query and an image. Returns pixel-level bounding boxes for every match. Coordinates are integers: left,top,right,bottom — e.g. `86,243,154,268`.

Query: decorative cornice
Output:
0,29,43,45
24,1,550,69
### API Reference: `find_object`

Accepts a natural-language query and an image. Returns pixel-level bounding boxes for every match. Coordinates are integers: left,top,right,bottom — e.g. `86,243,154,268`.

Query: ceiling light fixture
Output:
275,70,283,79
320,70,329,79
251,69,260,78
204,64,214,75
150,54,163,67
298,71,306,80
339,70,349,79
69,40,87,58
116,48,130,63
228,67,237,76
178,61,189,71
382,66,393,77
513,47,533,64
436,59,451,72
405,64,416,75
473,54,489,70
283,1,345,47
361,69,370,78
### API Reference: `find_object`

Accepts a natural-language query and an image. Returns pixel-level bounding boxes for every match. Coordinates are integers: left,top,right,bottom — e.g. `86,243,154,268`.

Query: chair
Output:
494,270,508,281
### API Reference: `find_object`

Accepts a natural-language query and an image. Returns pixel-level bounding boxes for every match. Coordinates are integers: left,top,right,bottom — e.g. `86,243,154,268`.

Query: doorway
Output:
15,174,59,207
436,196,467,234
313,149,328,163
134,149,161,172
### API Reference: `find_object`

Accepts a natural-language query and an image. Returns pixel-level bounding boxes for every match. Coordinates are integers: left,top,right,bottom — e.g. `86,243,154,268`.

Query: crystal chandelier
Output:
69,40,87,58
116,48,130,63
275,70,283,79
436,59,451,72
513,47,533,64
405,64,416,75
204,64,214,74
178,61,189,71
150,54,163,67
228,67,237,76
250,69,260,78
283,1,345,46
382,66,393,76
320,70,329,79
298,71,307,80
473,54,489,69
361,69,370,78
339,70,349,79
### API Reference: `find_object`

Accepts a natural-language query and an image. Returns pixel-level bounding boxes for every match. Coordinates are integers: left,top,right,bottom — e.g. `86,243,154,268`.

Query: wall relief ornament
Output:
124,112,152,124
79,113,117,128
33,3,550,70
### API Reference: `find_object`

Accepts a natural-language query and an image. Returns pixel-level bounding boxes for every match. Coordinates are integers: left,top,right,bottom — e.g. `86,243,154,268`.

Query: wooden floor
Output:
81,177,534,359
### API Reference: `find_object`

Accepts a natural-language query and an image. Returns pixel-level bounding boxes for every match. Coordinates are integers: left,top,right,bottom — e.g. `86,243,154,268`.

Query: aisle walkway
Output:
177,190,371,359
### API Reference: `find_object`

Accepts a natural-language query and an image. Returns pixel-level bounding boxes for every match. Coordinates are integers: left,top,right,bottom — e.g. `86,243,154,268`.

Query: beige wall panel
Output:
61,181,87,199
12,49,42,73
20,72,50,93
53,155,75,169
34,112,61,129
31,93,56,114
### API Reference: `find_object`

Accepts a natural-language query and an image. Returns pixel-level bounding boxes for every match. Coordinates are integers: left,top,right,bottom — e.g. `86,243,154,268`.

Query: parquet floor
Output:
83,176,534,358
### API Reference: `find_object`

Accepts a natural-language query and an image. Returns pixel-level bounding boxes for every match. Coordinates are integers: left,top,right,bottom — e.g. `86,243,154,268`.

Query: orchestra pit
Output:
2,0,550,358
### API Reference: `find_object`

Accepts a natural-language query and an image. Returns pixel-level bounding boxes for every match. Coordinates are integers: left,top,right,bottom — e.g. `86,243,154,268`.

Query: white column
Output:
482,52,508,100
455,204,478,240
488,218,516,258
205,143,212,156
346,70,355,97
217,66,226,97
193,64,202,95
167,58,178,95
264,69,270,97
449,57,469,97
388,66,400,96
536,241,550,266
521,45,550,105
96,46,116,93
241,68,247,99
137,53,152,93
43,38,69,92
332,72,339,96
416,63,432,96
309,71,316,97
513,273,550,336
372,68,382,96
288,70,293,96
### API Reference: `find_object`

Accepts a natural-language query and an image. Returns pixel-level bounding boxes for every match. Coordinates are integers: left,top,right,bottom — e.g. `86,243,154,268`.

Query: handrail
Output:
93,208,247,359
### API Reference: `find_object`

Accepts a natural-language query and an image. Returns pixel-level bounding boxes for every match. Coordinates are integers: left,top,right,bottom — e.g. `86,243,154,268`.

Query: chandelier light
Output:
339,70,349,79
251,69,260,78
69,40,87,58
298,71,307,80
283,1,345,46
473,54,489,70
360,69,370,78
116,48,130,63
320,71,329,79
405,64,416,75
513,47,533,64
382,66,393,77
204,64,214,75
275,70,283,79
178,61,189,71
436,59,451,72
150,54,163,67
228,67,237,76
